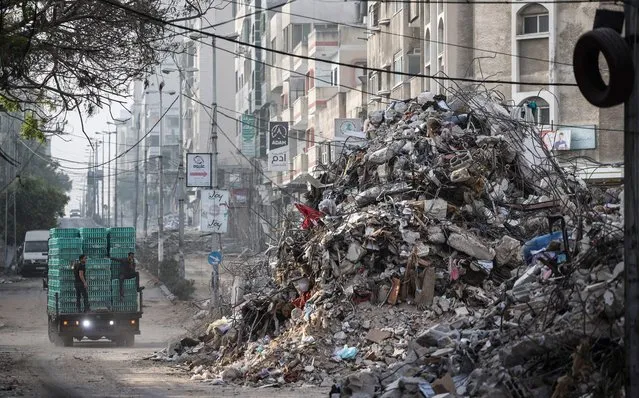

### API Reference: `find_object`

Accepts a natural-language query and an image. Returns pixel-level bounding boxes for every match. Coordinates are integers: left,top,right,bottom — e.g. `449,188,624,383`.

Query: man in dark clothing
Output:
72,254,90,312
110,252,143,299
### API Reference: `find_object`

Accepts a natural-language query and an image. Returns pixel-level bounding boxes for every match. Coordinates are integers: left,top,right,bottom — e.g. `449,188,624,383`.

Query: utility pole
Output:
134,112,141,232
210,36,220,316
115,128,118,227
626,1,639,395
143,146,148,238
177,65,186,279
107,132,112,227
96,140,101,218
158,84,165,266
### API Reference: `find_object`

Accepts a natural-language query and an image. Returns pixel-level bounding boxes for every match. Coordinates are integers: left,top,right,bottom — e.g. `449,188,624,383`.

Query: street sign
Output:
200,189,230,233
186,153,213,187
208,251,223,266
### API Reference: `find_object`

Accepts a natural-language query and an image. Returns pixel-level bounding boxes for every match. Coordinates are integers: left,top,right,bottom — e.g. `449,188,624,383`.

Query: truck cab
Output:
18,230,50,276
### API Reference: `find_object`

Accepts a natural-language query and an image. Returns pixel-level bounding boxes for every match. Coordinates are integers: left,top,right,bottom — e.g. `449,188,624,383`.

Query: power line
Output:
225,0,573,67
97,0,578,87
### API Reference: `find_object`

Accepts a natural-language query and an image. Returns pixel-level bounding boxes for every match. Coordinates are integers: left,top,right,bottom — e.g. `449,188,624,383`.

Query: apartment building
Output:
367,1,623,176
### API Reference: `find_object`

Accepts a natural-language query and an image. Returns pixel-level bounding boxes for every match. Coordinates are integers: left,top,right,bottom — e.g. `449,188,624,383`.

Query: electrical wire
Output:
223,0,575,67
96,0,578,87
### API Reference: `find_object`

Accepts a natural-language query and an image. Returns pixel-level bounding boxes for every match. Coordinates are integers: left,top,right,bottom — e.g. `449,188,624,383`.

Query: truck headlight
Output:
109,320,115,326
82,320,91,328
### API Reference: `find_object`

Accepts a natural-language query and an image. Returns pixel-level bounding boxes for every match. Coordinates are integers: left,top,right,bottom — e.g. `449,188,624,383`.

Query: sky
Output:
50,100,131,216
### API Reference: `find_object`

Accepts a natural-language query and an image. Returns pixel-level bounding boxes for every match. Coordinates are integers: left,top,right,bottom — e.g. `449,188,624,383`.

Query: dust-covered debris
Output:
150,90,625,397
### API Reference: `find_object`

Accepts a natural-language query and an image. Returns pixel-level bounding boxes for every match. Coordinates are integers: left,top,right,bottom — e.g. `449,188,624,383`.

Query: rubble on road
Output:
149,89,626,397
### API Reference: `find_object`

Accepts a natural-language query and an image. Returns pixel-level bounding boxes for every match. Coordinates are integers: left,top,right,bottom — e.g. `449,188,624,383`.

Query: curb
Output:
140,268,177,304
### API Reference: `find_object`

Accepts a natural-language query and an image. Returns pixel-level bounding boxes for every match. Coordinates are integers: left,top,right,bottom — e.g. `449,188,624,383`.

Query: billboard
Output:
186,153,212,187
241,114,256,157
200,189,229,233
268,121,289,172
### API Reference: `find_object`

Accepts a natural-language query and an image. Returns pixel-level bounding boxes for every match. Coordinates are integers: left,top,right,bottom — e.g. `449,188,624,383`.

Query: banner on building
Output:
241,114,256,157
541,130,571,151
186,153,212,187
200,189,229,233
268,121,289,172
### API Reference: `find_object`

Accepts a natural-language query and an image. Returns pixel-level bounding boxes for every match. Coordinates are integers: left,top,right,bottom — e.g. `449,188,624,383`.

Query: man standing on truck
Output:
72,255,90,312
110,252,143,299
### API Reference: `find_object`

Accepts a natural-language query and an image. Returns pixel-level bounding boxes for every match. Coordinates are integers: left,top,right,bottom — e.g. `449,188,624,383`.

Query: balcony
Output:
309,29,339,58
391,81,411,100
292,153,308,179
293,96,308,129
293,42,308,73
281,55,293,82
307,86,339,114
409,76,424,98
261,81,270,105
307,144,322,175
280,106,293,122
270,61,283,91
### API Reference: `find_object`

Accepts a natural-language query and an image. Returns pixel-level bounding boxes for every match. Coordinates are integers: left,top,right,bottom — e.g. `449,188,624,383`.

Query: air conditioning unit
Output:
379,18,391,26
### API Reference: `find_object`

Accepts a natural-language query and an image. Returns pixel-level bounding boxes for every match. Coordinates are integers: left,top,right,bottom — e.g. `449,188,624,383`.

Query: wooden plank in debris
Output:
416,266,435,306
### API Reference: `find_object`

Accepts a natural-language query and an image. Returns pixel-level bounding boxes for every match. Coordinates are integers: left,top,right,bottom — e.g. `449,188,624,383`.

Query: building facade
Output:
366,1,623,176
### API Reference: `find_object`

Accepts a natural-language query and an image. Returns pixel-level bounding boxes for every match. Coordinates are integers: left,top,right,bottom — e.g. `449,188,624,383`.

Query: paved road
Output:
0,273,326,398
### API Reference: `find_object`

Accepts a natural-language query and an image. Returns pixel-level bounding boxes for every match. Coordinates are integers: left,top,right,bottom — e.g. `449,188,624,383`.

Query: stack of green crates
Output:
112,279,138,312
48,229,83,313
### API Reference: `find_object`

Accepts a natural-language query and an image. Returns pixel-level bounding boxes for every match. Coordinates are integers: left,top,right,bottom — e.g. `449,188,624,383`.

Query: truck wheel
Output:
62,336,73,347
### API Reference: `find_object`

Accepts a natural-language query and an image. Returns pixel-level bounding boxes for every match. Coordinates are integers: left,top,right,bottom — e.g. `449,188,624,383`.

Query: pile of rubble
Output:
149,90,626,397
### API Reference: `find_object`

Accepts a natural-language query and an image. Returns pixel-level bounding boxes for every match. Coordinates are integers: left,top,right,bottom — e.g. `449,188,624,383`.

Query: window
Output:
394,0,402,14
518,4,549,35
407,50,421,74
331,67,338,86
409,1,419,21
523,14,549,34
283,26,290,52
370,72,380,94
306,70,315,90
437,0,444,16
424,29,431,65
393,52,403,86
437,19,444,56
519,97,550,125
369,3,379,27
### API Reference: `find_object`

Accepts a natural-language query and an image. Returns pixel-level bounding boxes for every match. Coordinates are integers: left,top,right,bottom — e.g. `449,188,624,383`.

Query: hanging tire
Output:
573,27,634,107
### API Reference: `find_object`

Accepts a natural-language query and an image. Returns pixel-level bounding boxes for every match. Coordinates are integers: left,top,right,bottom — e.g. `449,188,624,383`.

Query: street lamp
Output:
96,130,115,227
161,64,197,279
146,82,176,266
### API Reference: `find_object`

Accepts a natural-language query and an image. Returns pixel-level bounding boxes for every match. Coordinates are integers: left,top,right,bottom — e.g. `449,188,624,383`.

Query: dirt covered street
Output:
0,272,326,398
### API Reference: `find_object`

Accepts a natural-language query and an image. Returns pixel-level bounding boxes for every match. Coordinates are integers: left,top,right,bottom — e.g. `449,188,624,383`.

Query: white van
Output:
18,230,50,275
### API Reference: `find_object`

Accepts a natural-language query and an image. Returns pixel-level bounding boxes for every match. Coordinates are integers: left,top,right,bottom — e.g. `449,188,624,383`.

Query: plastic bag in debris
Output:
206,317,231,335
334,345,359,360
318,199,337,216
522,231,563,264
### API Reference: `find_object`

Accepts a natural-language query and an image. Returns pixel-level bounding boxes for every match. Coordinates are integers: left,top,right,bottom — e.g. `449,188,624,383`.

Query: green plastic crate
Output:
109,248,134,258
48,269,74,281
50,228,80,239
108,227,135,238
79,228,108,239
109,238,135,250
49,238,83,249
82,238,108,249
48,248,82,257
47,258,75,268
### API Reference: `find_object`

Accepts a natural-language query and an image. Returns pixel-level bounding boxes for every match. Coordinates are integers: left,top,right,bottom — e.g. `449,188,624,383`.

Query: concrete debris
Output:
148,90,626,397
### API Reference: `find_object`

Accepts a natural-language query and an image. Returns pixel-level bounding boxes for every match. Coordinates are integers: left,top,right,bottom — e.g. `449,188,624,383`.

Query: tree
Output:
0,0,217,140
0,176,69,245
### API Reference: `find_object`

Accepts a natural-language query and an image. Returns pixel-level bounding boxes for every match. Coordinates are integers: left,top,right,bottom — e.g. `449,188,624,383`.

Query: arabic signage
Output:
268,121,289,172
186,153,212,187
241,114,256,157
541,130,571,151
200,189,229,233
